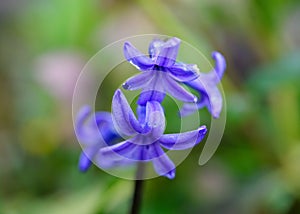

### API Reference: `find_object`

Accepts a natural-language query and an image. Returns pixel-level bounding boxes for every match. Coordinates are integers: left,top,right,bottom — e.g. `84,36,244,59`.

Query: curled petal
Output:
112,89,142,136
75,105,92,139
159,125,207,150
75,106,92,131
145,101,166,139
164,75,197,103
211,51,226,80
193,84,223,118
124,42,154,70
179,98,207,117
75,106,104,146
123,71,154,90
181,82,223,118
168,63,199,82
154,37,181,67
205,86,223,118
151,144,176,179
184,71,223,118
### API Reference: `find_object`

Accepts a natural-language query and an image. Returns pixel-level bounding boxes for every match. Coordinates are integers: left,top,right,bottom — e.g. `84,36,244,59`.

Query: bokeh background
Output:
1,0,300,213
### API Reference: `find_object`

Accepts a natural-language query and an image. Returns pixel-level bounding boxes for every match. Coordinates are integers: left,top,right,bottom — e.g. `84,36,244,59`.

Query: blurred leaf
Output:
22,0,102,51
246,51,300,94
137,0,211,54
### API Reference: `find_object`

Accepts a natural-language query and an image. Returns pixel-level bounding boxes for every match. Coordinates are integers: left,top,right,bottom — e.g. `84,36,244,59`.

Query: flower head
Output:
180,51,226,118
96,90,207,179
123,37,199,105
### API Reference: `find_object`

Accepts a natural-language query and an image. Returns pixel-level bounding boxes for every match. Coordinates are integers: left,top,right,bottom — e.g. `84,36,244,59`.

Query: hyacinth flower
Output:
75,106,120,172
180,51,226,118
96,89,207,179
123,37,200,105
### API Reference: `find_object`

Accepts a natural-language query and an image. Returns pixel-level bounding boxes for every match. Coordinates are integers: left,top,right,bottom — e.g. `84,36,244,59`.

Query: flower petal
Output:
148,38,164,58
112,89,142,136
95,142,136,168
78,152,93,172
137,71,166,105
154,37,181,67
124,42,154,70
205,86,223,118
75,106,107,146
122,71,154,90
164,75,197,103
75,105,92,140
184,75,223,118
99,140,163,161
151,144,176,179
145,101,165,139
179,98,207,117
168,62,199,82
211,51,226,81
137,90,166,106
137,105,146,124
160,125,207,150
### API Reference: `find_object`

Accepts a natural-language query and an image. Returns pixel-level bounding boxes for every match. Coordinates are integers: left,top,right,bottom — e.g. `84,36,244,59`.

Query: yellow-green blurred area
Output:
0,0,300,213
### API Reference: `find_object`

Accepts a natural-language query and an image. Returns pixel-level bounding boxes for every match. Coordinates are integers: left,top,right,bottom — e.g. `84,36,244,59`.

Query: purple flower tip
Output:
78,152,93,172
211,51,226,79
122,82,130,90
165,169,176,179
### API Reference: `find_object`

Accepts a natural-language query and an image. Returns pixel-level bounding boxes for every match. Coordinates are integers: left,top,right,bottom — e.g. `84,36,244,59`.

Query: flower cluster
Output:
76,37,226,179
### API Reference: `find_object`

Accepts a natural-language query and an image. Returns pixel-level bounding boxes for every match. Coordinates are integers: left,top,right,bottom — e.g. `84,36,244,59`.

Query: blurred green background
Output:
1,0,300,213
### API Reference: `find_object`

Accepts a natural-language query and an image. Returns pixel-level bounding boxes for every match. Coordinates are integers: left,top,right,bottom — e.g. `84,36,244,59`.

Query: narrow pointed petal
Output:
99,140,163,161
122,71,154,90
78,152,93,172
164,75,197,103
211,51,226,80
154,37,181,67
95,142,135,168
168,63,199,82
160,125,207,150
112,89,141,136
151,144,176,179
124,42,154,70
99,140,137,159
145,101,166,139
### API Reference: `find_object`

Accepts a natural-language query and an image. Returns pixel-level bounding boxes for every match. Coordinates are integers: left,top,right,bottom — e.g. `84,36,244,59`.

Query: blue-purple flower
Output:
95,89,207,179
180,51,226,118
75,106,120,172
123,37,199,105
75,37,226,180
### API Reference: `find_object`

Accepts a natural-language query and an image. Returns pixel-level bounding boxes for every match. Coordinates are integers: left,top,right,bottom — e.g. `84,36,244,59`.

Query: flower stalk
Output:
130,163,145,214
